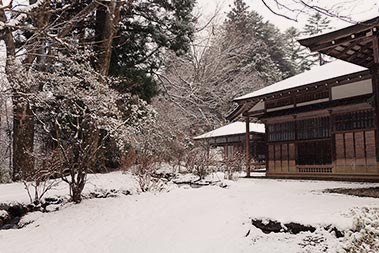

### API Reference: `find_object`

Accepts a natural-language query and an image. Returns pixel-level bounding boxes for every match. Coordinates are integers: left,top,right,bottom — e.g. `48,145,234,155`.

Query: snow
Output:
194,122,265,140
234,60,367,101
0,172,139,204
1,173,379,252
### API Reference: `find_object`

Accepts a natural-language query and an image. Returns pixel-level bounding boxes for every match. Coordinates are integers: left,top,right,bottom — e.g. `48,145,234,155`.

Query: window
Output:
267,122,295,142
297,140,332,165
335,110,374,131
297,117,330,140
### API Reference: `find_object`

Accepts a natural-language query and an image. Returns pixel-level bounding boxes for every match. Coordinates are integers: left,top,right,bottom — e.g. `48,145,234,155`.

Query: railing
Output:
297,165,333,173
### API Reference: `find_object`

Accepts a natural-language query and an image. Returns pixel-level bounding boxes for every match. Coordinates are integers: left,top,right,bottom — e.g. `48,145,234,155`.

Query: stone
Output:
252,219,283,234
285,222,316,234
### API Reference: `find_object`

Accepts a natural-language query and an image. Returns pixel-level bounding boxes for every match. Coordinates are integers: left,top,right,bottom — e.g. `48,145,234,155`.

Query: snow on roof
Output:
194,122,265,140
234,60,367,101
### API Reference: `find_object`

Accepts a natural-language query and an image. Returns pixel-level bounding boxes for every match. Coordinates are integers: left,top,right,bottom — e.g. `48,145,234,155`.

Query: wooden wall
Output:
268,143,296,174
335,130,377,174
266,109,379,178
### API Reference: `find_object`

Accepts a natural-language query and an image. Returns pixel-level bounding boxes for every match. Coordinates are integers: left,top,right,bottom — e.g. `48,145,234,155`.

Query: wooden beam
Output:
370,35,379,162
310,31,374,52
245,117,251,177
374,36,379,63
345,41,372,61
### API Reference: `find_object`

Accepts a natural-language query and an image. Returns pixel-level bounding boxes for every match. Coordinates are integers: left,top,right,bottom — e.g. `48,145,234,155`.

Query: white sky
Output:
196,0,379,31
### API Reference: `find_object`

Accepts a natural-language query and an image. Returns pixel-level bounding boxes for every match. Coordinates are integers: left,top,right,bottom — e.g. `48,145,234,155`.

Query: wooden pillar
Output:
245,117,251,177
371,35,379,163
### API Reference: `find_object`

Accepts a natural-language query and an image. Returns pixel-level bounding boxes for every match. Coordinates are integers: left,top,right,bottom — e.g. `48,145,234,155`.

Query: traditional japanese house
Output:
194,122,265,166
229,16,379,180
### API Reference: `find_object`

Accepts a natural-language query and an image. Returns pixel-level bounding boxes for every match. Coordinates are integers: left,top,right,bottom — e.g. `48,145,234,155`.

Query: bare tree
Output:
158,25,266,134
22,151,61,205
259,0,377,24
221,150,244,180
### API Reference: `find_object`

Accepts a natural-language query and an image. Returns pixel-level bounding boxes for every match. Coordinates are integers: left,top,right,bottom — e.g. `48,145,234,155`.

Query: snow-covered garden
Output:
1,171,379,253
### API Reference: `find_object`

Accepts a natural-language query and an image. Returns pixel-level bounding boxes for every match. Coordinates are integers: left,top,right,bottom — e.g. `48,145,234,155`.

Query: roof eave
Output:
233,69,371,104
298,16,379,50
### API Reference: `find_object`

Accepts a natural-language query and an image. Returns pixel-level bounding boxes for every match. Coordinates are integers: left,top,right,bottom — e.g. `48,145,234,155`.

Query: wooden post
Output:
372,35,379,163
245,117,251,177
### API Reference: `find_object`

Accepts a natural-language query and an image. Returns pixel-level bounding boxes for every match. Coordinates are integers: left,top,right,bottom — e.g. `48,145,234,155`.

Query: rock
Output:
44,196,63,205
328,226,344,238
252,218,317,235
1,223,17,230
8,204,28,218
26,204,40,212
121,190,131,196
0,204,29,230
285,222,316,234
252,219,283,234
0,210,10,225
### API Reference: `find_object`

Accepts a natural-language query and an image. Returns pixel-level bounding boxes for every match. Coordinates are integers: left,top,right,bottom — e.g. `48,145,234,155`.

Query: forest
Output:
0,0,332,202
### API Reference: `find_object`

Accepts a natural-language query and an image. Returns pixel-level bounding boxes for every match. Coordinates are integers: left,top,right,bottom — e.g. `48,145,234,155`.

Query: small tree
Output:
303,13,333,66
221,150,244,180
186,142,217,180
22,151,62,205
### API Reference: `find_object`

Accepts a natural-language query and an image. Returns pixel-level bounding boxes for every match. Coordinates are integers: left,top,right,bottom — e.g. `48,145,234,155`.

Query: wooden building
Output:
194,122,265,168
229,17,379,180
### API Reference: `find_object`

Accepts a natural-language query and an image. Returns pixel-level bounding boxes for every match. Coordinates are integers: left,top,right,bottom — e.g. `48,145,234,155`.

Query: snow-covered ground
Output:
1,172,379,252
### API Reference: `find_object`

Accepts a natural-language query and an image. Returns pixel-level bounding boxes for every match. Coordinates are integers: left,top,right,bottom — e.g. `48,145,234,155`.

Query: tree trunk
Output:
95,1,122,76
71,185,83,203
12,103,35,180
0,0,35,181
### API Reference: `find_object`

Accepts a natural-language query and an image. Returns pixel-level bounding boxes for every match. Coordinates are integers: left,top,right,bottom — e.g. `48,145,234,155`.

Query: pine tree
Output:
108,0,196,102
303,13,333,66
284,27,313,73
223,0,297,81
225,0,250,33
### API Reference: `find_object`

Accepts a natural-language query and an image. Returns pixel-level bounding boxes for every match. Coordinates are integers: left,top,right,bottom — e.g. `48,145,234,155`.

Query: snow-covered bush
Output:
338,207,379,252
186,143,217,179
221,150,243,180
21,151,62,205
29,50,155,203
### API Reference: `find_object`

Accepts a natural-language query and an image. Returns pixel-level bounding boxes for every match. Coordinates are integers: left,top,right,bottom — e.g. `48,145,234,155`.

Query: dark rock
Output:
0,210,10,224
285,222,316,234
327,226,344,238
9,216,21,226
0,204,28,230
26,204,39,212
44,197,63,205
252,219,283,234
122,190,131,196
252,218,317,235
1,224,17,230
8,204,28,218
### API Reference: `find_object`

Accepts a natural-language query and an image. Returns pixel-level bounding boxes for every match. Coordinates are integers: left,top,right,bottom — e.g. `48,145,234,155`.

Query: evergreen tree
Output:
303,13,333,66
109,0,196,102
225,0,250,33
284,27,313,72
224,0,298,81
